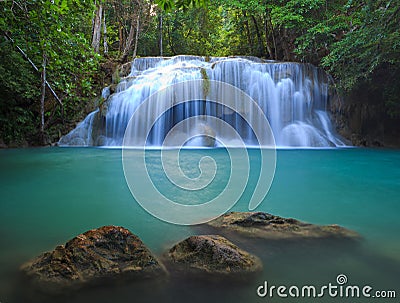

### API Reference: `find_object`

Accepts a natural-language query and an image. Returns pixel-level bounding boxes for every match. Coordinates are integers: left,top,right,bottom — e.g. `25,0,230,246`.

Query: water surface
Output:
0,148,399,302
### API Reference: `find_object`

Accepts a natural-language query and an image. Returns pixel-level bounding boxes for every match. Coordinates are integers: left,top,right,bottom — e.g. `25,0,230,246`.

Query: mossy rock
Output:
167,235,262,276
21,226,167,294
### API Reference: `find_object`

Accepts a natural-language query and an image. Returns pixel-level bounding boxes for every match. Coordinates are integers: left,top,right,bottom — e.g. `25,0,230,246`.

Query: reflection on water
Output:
0,147,399,302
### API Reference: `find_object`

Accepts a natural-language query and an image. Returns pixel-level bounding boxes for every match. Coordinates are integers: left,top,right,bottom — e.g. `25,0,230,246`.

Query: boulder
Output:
167,235,262,275
206,212,361,240
21,226,167,293
118,62,132,78
185,122,216,147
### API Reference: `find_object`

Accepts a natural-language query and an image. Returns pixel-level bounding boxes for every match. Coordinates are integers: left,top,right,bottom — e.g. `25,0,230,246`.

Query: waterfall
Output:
59,55,345,148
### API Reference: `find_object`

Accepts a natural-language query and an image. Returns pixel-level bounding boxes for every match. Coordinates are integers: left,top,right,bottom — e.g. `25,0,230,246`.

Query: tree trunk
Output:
91,4,103,53
40,54,47,142
118,23,124,53
132,14,140,59
121,22,135,62
264,14,274,59
266,16,278,60
250,15,264,57
281,27,291,61
159,13,163,56
167,18,177,55
243,11,254,54
103,8,108,55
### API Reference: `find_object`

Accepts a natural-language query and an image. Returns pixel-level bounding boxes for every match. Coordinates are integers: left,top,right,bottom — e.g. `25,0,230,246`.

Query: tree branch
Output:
3,32,64,109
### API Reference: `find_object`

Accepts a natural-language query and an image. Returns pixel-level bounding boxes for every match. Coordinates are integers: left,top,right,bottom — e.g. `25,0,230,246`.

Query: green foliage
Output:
162,5,225,56
295,0,400,116
1,0,399,144
0,42,38,144
320,1,400,87
270,0,326,28
155,0,209,11
0,0,101,144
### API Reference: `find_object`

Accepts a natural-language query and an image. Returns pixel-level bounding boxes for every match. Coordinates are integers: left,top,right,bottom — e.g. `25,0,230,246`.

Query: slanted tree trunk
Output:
103,8,108,55
3,32,63,109
120,22,135,62
40,53,47,142
132,14,140,59
92,3,103,53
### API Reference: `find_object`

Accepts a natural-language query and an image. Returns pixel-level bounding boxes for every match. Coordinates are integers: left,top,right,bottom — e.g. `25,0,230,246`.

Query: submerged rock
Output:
167,235,262,275
21,226,167,294
206,212,361,240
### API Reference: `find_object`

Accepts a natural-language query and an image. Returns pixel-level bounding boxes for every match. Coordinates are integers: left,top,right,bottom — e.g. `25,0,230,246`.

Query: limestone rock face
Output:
206,212,361,240
21,226,166,293
167,235,262,275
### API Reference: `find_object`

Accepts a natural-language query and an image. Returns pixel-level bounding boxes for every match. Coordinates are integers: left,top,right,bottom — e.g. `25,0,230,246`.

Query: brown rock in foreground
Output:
21,226,167,293
167,235,262,275
206,212,361,240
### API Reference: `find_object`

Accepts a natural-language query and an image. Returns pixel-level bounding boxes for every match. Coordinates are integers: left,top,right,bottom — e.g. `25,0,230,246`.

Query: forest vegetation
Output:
0,0,399,146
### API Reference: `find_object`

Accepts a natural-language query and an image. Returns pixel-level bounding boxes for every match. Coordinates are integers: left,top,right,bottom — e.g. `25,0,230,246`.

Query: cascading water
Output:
59,55,345,148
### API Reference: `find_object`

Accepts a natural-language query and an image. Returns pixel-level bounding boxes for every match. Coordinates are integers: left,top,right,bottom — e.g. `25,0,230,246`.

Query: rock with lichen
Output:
21,226,167,294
